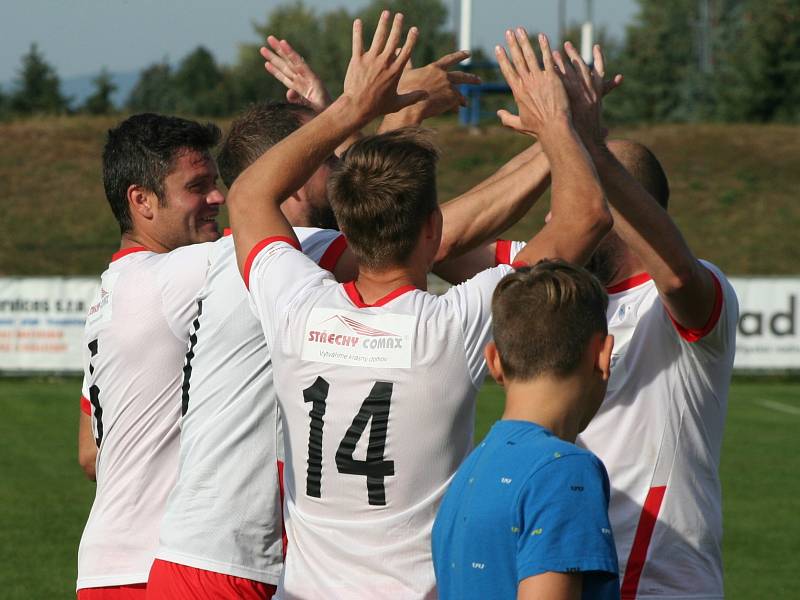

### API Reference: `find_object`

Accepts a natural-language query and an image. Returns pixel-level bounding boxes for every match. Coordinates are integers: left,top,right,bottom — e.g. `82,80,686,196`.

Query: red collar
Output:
343,281,417,308
606,273,652,294
111,246,149,262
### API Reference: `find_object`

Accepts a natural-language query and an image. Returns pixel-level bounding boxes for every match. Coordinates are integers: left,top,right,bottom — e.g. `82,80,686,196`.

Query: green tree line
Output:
2,0,799,123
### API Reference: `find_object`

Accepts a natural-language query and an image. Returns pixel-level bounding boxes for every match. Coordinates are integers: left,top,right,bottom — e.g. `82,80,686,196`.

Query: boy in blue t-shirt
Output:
432,260,620,600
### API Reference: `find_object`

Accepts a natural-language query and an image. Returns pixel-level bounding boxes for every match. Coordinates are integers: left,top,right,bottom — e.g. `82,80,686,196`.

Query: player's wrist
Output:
534,112,574,144
328,94,373,131
585,138,613,162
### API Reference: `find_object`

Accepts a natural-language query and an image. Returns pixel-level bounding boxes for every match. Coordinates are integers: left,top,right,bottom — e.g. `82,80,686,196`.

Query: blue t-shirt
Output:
432,420,619,600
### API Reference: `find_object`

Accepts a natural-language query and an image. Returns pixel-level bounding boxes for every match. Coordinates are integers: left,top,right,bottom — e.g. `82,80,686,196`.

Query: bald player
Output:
501,42,738,599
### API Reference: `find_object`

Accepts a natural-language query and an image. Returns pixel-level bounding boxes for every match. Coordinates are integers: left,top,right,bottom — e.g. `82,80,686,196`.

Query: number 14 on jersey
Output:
303,376,395,506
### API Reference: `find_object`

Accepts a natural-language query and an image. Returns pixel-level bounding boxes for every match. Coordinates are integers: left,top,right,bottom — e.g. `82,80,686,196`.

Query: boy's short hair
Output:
327,127,439,269
217,101,315,188
492,260,609,381
102,113,221,233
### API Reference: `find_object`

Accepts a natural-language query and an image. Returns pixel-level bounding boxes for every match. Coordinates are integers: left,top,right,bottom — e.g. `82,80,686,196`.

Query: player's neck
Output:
120,231,170,254
354,265,427,304
500,375,588,443
605,252,647,289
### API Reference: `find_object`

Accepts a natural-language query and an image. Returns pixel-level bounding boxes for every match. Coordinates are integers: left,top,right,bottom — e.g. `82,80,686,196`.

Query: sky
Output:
1,0,639,84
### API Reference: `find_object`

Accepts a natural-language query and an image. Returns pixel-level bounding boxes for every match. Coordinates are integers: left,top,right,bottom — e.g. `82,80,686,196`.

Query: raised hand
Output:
552,42,623,146
397,50,481,118
495,29,570,137
343,11,427,123
260,37,332,113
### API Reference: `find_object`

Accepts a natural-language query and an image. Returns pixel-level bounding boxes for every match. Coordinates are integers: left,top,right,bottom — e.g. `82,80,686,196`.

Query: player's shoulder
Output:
698,259,728,281
440,265,514,303
528,435,605,482
485,421,600,475
698,259,737,303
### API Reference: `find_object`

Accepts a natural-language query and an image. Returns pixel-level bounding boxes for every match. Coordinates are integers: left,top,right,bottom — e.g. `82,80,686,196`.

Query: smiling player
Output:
76,114,224,598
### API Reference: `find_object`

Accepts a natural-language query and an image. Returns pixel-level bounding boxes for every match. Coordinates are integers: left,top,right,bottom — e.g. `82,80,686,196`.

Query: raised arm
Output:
260,37,360,156
435,144,550,262
229,11,426,276
496,30,611,267
378,50,481,131
561,42,715,329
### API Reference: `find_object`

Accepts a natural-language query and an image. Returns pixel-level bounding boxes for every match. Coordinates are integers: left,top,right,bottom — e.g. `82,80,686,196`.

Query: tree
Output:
229,0,455,110
714,0,800,122
358,0,454,66
10,43,70,115
607,1,701,122
127,61,178,113
173,46,227,115
0,86,9,120
232,0,325,108
83,68,117,115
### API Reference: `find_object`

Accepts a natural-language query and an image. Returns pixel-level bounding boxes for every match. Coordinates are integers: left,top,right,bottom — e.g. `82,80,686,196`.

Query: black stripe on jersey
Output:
181,299,203,416
88,338,104,447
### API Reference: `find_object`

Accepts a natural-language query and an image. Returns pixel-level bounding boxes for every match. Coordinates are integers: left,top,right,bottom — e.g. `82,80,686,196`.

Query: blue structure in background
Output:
457,61,511,127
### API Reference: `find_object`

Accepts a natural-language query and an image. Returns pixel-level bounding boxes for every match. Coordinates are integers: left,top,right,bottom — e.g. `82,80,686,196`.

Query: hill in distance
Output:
0,116,797,277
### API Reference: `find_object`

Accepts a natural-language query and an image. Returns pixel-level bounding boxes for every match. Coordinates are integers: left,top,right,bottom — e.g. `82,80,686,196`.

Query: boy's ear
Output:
597,334,614,381
484,341,505,387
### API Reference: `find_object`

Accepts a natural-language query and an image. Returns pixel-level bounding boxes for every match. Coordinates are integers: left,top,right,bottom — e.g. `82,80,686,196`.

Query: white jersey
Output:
246,238,512,599
77,243,213,590
156,229,346,584
579,264,737,600
503,243,738,599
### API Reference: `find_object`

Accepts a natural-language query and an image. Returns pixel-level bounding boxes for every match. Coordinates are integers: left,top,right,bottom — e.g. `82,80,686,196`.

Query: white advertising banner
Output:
730,277,800,370
0,276,799,373
0,277,99,373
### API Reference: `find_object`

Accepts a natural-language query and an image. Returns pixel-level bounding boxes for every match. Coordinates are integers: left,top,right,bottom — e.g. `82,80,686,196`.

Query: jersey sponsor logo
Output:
86,272,119,326
302,308,414,368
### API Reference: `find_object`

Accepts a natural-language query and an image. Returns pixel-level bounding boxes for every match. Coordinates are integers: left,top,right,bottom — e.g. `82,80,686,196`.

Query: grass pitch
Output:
0,377,797,598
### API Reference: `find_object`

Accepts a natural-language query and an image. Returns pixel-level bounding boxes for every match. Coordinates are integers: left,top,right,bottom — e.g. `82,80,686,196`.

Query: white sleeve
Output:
294,227,348,272
442,264,514,387
245,236,335,346
156,243,213,341
667,261,739,358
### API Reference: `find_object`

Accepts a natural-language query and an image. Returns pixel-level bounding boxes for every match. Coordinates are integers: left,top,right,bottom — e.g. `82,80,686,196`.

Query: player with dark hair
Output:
432,260,619,599
76,113,224,598
227,12,611,597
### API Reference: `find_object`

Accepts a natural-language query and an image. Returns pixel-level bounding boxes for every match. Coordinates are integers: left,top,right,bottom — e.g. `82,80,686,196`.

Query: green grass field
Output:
0,377,797,598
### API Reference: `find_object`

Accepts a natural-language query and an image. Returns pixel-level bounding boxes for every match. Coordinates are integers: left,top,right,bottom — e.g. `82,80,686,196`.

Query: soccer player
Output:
227,13,611,598
76,114,224,599
501,43,739,599
432,260,619,600
148,55,562,598
79,112,356,599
